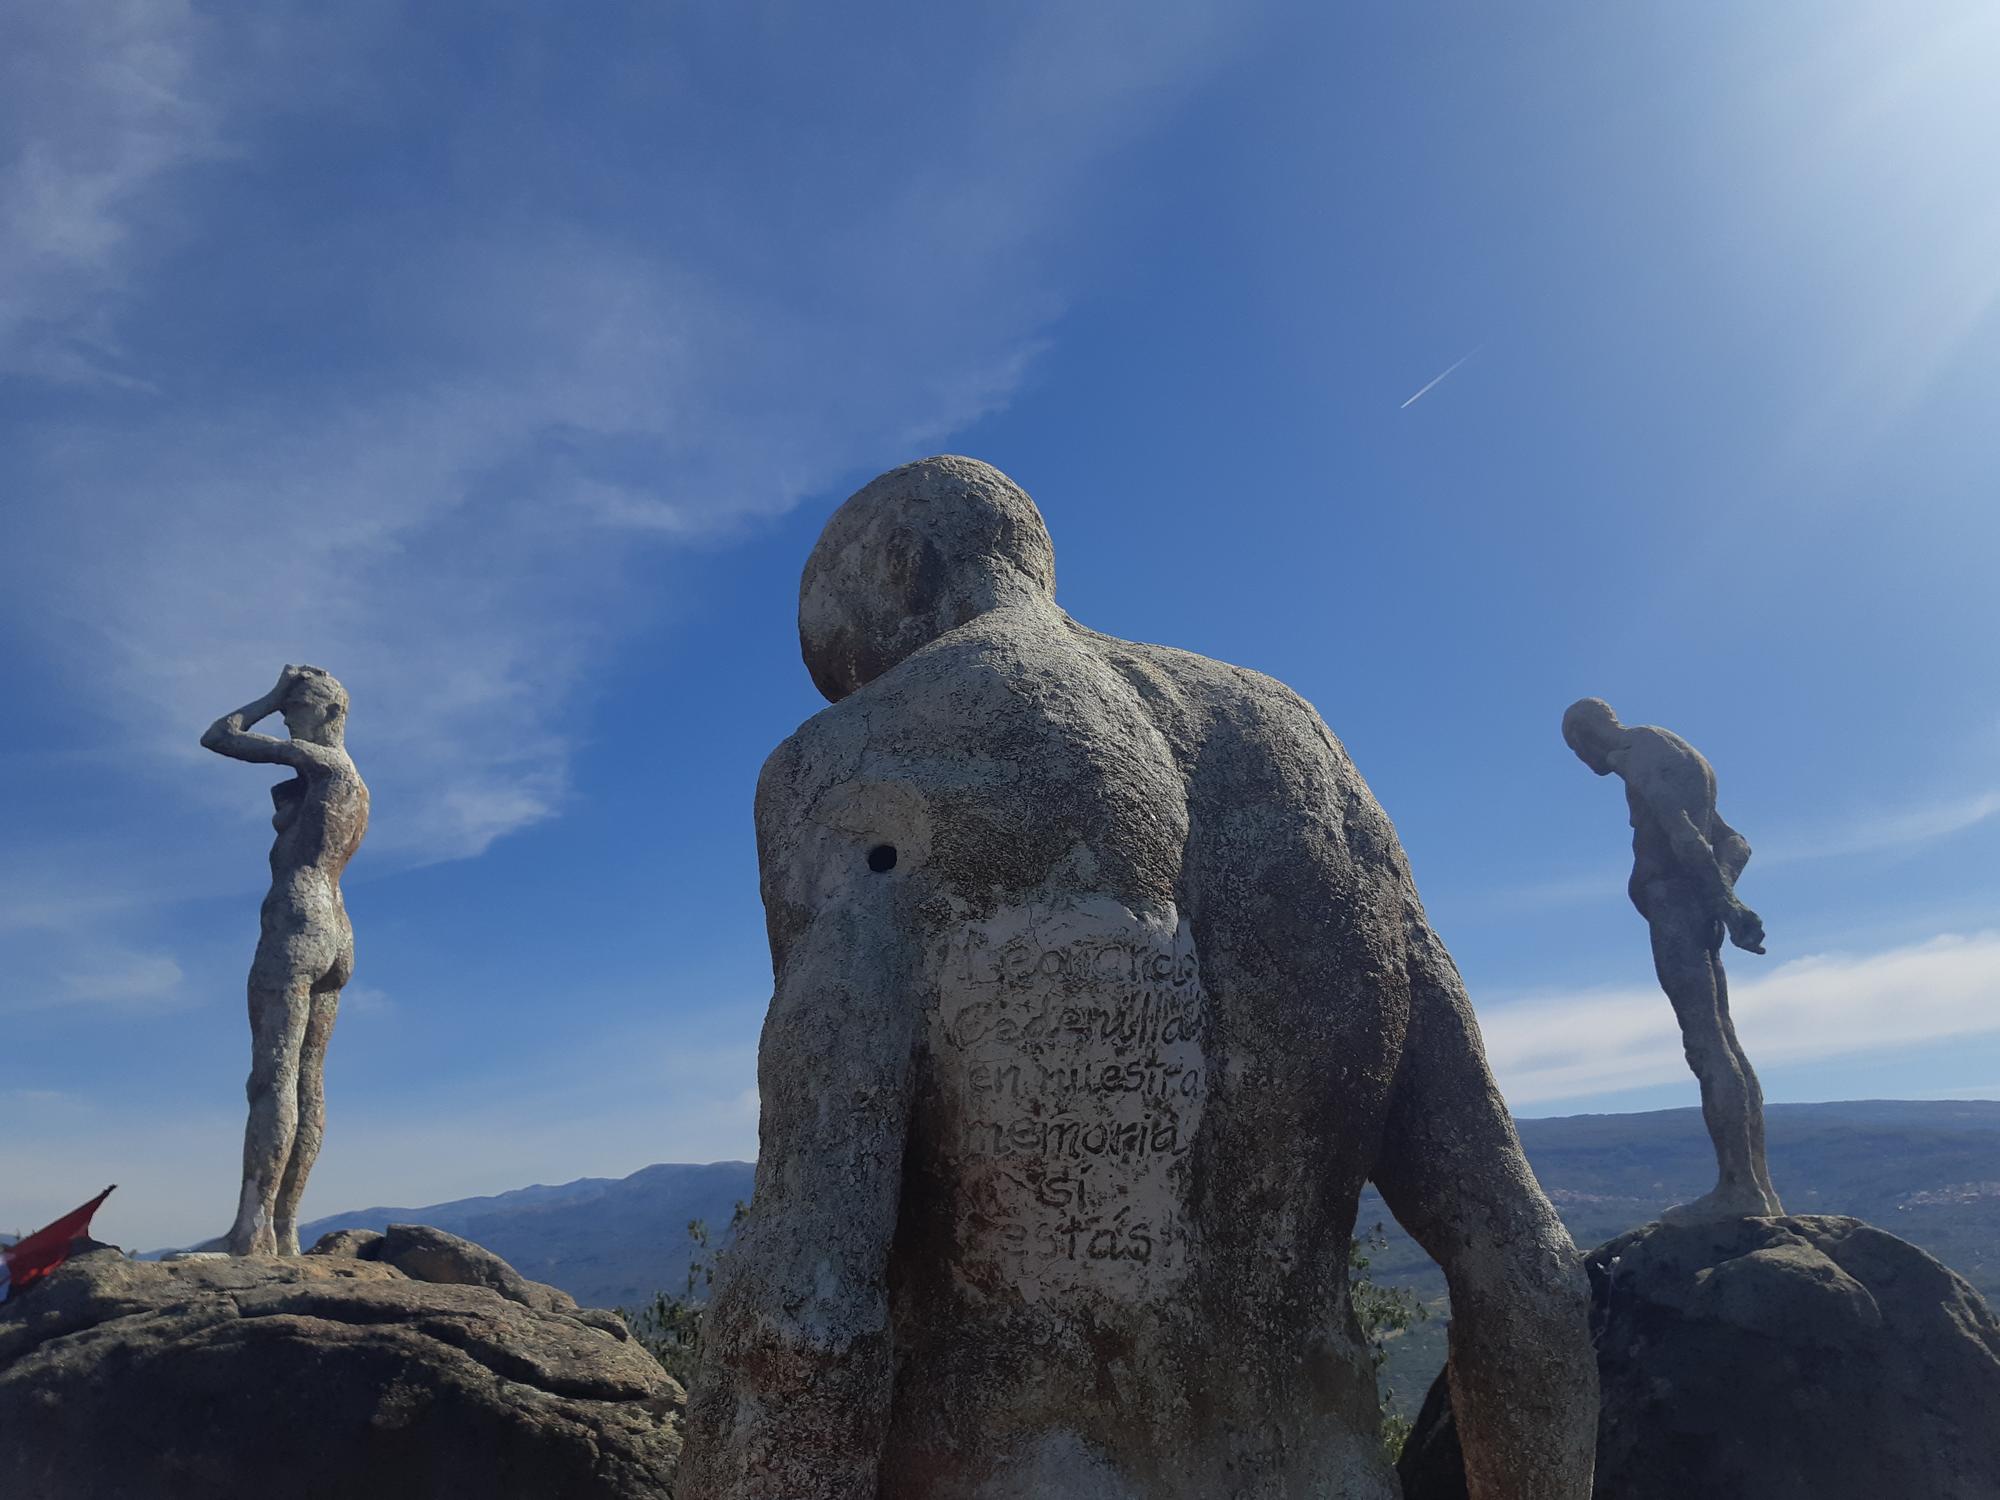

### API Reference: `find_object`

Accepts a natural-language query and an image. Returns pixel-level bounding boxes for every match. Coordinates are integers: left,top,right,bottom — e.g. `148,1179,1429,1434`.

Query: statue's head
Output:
799,456,1057,702
1561,696,1621,775
281,666,349,748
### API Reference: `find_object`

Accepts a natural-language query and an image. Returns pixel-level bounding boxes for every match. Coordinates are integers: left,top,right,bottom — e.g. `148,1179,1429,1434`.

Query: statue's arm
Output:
1709,811,1752,884
1627,751,1764,949
1663,807,1731,888
679,772,919,1499
1372,916,1597,1500
1661,809,1765,951
200,669,323,769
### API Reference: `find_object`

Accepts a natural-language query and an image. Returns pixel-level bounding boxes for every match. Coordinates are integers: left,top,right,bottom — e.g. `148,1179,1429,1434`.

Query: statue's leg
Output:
228,978,312,1255
1709,952,1782,1212
1648,909,1764,1215
273,979,341,1255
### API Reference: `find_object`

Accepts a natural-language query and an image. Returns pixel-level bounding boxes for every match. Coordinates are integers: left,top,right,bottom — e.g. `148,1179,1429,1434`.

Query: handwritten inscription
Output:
934,899,1210,1296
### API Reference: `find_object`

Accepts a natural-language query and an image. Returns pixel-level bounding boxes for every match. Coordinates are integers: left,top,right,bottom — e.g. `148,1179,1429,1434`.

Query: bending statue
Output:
203,664,369,1255
679,458,1596,1500
1562,697,1782,1221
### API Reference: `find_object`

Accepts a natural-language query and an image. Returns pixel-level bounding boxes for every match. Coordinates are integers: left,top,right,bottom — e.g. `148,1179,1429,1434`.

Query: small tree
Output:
1350,1222,1428,1464
624,1202,747,1387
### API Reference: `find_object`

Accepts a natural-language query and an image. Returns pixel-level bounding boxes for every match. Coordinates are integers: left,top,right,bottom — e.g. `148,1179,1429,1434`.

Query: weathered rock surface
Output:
366,1222,582,1314
307,1225,385,1258
0,1237,684,1500
1399,1214,2000,1500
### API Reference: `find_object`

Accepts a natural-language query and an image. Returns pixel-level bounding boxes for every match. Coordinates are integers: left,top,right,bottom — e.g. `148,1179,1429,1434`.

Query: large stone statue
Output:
1561,697,1782,1222
680,458,1596,1499
202,664,369,1256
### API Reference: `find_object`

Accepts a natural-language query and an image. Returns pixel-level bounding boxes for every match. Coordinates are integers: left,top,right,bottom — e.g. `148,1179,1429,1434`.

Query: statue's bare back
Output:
682,459,1596,1500
780,617,1415,1494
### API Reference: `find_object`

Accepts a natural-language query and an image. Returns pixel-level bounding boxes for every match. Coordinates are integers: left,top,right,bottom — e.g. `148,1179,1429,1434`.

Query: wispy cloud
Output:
1400,346,1481,409
55,949,185,1010
0,2,222,386
1762,788,2000,864
340,984,393,1018
1465,785,2000,916
1480,929,2000,1107
0,2,1239,869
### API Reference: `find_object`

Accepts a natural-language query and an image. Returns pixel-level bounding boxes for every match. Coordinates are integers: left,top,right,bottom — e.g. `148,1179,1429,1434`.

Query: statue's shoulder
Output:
1628,723,1713,782
756,703,857,820
1089,629,1352,760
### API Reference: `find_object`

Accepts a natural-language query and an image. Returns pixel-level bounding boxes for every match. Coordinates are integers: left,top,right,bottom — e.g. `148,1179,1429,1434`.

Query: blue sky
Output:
4,2,1997,1248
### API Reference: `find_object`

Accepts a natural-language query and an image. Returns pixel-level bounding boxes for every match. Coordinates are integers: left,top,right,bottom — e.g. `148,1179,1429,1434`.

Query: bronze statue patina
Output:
203,665,369,1255
1563,697,1782,1222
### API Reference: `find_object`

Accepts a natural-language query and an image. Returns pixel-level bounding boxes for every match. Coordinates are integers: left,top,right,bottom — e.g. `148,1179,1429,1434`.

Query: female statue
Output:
202,664,369,1254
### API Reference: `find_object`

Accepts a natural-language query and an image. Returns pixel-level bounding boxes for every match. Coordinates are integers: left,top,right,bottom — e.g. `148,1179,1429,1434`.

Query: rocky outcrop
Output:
1399,1214,2000,1500
321,1221,586,1315
0,1235,684,1500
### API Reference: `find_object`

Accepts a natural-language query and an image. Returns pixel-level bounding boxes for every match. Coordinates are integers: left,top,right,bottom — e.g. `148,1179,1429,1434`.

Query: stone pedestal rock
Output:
1398,1214,2000,1500
0,1233,684,1500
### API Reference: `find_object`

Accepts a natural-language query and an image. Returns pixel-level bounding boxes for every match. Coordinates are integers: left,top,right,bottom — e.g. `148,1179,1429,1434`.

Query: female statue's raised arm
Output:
202,665,331,770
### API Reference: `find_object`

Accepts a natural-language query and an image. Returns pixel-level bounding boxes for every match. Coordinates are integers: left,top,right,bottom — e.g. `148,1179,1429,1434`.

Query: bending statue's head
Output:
282,666,349,748
799,456,1057,702
1562,696,1622,775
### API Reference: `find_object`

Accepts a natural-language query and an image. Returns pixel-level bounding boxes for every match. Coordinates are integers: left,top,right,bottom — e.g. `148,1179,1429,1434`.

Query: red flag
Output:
2,1185,116,1298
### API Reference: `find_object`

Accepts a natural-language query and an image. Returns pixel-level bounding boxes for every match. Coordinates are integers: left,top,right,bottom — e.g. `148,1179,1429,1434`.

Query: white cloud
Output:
56,949,185,1009
0,3,1245,1246
1,2,1240,869
0,860,173,937
1481,929,2000,1107
1,1088,85,1110
1468,786,1999,917
1762,789,2000,864
0,1,221,385
340,984,392,1017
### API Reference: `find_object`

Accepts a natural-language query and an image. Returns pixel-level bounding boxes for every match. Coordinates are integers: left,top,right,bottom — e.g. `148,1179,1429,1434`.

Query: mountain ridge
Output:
265,1101,1999,1335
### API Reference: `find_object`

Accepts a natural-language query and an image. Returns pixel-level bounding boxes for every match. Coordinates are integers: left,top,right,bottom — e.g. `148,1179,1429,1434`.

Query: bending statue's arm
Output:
1373,916,1597,1500
1709,812,1751,886
201,667,322,769
678,771,919,1499
1653,801,1765,954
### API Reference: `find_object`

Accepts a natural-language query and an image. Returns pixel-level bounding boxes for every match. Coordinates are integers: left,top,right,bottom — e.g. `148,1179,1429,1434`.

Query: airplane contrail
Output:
1400,346,1482,409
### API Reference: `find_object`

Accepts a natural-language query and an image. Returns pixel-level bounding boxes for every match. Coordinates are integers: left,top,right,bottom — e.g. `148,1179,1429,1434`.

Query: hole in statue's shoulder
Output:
867,844,898,873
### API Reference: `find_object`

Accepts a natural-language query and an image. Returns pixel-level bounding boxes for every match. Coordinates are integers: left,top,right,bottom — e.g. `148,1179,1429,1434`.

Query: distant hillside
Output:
297,1161,755,1310
283,1100,1999,1413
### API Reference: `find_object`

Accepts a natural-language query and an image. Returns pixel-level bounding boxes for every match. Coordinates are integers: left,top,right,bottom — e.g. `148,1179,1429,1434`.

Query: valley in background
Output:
270,1099,2000,1416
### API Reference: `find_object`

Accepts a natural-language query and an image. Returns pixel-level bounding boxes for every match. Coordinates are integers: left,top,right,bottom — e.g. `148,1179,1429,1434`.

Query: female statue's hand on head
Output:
203,664,346,768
